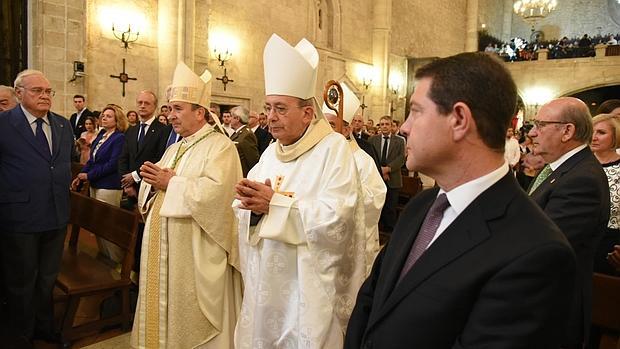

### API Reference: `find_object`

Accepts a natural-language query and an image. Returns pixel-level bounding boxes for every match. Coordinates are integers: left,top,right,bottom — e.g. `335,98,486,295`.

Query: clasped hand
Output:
235,178,274,214
140,162,175,191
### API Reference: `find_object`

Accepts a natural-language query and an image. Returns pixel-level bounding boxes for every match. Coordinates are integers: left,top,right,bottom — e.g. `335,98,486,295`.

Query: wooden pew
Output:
56,192,140,345
397,173,423,215
591,272,620,349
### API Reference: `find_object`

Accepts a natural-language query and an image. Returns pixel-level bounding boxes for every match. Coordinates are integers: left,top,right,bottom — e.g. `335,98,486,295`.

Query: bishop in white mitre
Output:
131,62,243,349
233,34,367,349
322,81,387,275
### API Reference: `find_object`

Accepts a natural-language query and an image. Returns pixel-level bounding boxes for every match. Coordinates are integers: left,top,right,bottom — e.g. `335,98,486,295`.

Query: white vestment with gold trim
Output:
234,132,367,349
131,125,243,349
350,140,387,275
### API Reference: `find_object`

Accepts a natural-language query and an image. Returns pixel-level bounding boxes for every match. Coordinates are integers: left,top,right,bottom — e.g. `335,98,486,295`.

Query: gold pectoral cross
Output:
274,175,294,198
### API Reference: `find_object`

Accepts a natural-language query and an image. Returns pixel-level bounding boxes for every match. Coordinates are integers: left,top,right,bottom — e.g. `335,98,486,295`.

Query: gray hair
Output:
231,105,250,124
0,85,17,98
14,69,45,88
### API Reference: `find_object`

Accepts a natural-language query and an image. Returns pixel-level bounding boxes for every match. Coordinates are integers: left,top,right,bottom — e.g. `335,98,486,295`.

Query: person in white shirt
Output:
322,81,387,275
504,127,521,170
345,52,576,349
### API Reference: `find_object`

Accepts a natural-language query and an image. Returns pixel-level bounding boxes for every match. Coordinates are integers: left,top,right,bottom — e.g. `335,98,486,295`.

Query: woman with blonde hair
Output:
591,113,620,275
71,104,128,263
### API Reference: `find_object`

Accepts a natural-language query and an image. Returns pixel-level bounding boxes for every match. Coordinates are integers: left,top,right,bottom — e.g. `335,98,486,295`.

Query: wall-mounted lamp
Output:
388,72,405,116
522,86,554,119
357,64,375,115
210,32,238,91
112,23,140,51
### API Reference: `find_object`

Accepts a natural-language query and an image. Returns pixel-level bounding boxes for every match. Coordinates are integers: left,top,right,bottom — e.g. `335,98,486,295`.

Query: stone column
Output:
465,0,479,52
371,0,391,118
158,0,179,100
501,0,514,42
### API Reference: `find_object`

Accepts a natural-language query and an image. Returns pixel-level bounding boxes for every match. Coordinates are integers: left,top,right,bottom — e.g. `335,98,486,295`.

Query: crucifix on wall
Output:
110,58,137,97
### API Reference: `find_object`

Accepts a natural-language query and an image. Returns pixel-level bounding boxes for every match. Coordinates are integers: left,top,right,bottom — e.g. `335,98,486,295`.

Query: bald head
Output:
0,85,17,112
351,114,364,132
545,97,592,143
528,97,592,163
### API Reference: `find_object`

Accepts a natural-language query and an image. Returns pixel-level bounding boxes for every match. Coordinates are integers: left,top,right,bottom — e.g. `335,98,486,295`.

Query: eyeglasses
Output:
532,120,569,129
263,104,302,116
20,87,56,97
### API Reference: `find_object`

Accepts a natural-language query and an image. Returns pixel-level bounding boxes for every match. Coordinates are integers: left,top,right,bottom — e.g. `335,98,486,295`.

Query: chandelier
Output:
513,0,557,25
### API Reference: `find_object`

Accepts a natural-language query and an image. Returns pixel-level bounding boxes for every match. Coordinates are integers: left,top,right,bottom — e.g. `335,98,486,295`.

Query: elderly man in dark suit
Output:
369,115,405,232
345,53,576,349
247,109,272,155
528,97,610,349
229,105,259,176
69,94,93,140
0,69,74,347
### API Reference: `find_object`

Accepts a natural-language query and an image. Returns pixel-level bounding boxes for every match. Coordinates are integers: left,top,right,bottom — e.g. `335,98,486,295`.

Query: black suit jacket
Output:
69,108,93,140
0,107,74,233
254,126,273,155
357,137,380,173
529,147,609,346
118,120,167,187
369,134,405,188
354,131,370,141
345,173,576,349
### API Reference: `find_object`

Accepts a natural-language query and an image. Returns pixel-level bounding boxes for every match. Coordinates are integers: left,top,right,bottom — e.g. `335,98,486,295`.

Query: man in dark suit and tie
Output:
0,70,74,347
118,90,168,207
229,106,259,176
528,97,610,349
352,113,369,141
369,115,405,232
69,94,93,140
248,109,272,155
345,53,576,349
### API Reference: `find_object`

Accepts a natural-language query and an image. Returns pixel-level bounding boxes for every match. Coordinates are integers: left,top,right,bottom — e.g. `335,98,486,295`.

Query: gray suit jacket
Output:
369,134,405,189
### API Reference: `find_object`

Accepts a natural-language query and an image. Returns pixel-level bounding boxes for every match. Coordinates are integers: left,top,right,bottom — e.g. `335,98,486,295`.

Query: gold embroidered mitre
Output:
169,62,212,109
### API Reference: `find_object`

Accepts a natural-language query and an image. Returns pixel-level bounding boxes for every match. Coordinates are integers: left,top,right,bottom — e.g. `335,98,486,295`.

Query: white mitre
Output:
263,33,324,119
168,62,212,109
321,81,361,124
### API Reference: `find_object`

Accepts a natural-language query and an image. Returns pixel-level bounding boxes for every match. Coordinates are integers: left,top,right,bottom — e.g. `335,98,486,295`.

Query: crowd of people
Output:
482,32,619,62
0,34,619,349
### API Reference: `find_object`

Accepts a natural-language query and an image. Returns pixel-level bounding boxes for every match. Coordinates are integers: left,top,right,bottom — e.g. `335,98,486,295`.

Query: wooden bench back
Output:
69,191,139,254
592,272,620,331
401,173,422,198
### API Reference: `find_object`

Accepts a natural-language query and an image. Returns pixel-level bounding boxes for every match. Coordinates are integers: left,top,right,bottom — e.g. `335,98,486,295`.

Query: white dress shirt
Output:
429,162,510,246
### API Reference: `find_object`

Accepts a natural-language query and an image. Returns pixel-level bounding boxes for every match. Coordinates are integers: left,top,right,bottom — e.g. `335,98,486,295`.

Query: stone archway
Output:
309,0,342,51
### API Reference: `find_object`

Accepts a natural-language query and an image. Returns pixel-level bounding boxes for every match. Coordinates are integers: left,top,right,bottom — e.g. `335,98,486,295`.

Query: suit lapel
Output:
49,113,66,161
368,173,516,329
137,122,159,156
374,189,438,307
230,128,240,141
530,147,590,198
9,108,51,161
371,136,381,156
386,135,397,161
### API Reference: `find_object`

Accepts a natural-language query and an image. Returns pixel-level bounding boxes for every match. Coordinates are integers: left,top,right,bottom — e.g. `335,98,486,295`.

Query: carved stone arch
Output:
558,81,620,98
310,0,342,51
